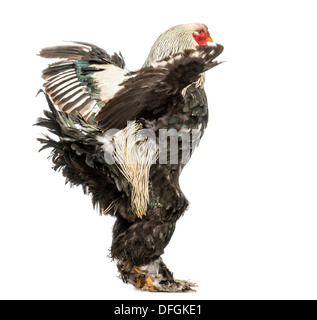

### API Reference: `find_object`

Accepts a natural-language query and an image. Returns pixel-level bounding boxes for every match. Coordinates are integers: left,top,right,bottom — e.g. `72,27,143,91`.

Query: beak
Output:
206,37,213,43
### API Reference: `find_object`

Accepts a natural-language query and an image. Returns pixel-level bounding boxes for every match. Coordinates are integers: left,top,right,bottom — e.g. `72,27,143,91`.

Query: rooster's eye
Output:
199,30,203,34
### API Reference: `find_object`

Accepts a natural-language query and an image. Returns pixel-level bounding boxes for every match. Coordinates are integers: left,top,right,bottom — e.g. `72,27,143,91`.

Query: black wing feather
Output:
40,41,125,69
96,44,223,131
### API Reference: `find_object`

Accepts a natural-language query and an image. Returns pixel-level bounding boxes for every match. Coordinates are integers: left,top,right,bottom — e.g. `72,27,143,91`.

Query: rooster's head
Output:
143,23,214,67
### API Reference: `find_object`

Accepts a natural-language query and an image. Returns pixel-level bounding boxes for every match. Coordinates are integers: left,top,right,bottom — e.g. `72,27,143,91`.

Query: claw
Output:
143,276,157,292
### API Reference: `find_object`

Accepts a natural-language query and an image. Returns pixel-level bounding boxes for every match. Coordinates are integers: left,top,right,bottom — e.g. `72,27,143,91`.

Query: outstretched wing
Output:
40,42,127,120
96,44,224,131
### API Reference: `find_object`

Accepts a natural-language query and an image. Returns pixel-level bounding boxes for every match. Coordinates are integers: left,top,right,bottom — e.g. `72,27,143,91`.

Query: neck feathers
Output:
143,24,202,67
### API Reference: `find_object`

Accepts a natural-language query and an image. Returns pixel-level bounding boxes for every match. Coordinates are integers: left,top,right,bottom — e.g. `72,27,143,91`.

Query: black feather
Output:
96,45,223,131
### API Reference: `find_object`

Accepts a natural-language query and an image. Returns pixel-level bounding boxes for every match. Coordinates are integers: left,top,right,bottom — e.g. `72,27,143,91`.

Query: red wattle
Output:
193,34,208,46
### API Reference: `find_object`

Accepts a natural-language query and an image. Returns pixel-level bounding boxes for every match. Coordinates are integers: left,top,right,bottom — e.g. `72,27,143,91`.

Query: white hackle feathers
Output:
100,122,157,219
113,122,157,218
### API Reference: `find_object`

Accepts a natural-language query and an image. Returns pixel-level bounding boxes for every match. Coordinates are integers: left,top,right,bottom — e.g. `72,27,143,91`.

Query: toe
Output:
142,276,158,292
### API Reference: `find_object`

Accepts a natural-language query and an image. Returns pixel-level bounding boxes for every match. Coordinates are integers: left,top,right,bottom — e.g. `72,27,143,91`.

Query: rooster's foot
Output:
118,258,196,292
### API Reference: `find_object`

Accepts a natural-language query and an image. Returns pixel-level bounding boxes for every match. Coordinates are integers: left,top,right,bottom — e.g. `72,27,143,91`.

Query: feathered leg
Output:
111,217,175,267
112,215,196,292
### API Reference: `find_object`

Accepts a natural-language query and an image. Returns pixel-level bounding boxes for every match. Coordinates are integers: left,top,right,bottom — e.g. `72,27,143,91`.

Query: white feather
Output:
91,65,128,103
97,122,157,219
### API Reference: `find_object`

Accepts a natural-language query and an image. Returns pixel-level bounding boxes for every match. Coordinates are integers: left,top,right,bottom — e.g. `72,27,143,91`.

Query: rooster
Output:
36,23,224,292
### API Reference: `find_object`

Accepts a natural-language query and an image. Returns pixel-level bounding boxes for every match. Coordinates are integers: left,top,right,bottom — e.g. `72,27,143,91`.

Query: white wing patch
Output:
92,64,128,103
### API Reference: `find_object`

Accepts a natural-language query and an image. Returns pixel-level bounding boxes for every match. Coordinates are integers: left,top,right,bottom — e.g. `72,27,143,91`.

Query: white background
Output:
0,0,316,300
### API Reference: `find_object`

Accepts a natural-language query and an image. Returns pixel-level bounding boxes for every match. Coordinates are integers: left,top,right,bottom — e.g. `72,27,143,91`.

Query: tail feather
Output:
35,92,127,217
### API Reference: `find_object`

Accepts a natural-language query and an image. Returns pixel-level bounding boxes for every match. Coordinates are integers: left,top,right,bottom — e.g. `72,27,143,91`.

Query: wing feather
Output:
40,42,127,120
96,44,224,131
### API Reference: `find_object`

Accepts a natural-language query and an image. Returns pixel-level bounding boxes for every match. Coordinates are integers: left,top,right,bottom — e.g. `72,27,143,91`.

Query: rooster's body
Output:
36,23,223,292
